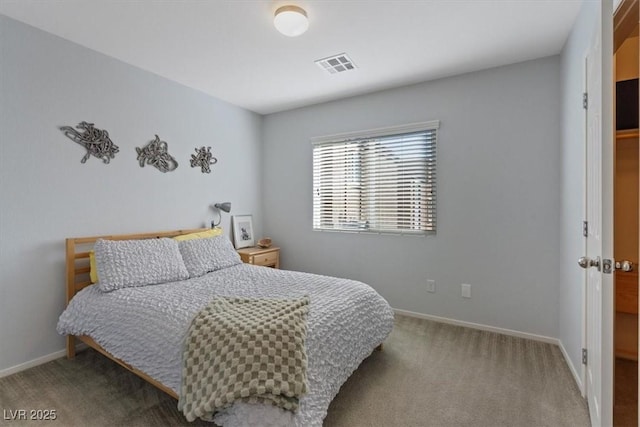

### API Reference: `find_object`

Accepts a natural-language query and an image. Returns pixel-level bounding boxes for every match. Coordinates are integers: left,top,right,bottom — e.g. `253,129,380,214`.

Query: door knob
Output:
578,256,600,269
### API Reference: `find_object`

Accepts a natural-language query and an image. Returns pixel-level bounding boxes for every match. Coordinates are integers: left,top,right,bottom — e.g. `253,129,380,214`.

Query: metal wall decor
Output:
59,121,119,164
136,135,178,173
190,146,218,173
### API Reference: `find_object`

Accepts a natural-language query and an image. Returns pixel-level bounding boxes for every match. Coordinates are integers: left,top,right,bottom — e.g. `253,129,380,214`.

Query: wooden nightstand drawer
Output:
237,246,280,269
255,251,278,267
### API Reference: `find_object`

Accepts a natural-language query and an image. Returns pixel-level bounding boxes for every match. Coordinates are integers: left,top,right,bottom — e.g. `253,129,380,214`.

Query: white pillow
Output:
178,235,242,278
94,238,189,292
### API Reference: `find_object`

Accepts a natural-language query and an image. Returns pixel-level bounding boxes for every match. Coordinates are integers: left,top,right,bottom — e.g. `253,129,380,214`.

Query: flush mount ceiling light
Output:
274,5,308,37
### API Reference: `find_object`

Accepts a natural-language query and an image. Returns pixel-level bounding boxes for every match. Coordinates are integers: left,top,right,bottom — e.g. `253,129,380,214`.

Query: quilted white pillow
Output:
178,235,242,278
94,238,189,292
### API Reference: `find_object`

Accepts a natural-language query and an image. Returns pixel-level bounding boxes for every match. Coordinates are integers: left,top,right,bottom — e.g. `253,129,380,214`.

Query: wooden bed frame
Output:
65,227,383,401
65,227,209,399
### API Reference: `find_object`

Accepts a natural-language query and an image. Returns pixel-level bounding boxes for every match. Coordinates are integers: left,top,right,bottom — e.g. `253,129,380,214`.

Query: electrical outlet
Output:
427,279,436,293
461,284,471,298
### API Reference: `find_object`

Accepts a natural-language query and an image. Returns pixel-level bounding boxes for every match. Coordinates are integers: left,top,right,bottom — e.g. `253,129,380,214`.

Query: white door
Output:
584,38,604,423
582,7,614,426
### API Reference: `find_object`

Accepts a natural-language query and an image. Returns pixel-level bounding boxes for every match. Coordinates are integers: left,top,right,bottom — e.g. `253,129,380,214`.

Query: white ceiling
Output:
0,0,583,115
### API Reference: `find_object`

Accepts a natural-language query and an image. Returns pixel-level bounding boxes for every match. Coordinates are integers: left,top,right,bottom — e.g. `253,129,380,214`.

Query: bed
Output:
57,228,394,426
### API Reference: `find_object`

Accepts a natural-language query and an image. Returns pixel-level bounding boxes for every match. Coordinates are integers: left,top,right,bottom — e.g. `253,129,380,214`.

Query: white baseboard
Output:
0,343,88,379
0,350,67,378
393,308,559,344
559,340,584,395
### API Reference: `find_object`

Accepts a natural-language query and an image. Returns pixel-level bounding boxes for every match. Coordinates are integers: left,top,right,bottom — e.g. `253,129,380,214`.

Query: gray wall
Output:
263,57,562,338
558,0,599,382
0,16,263,371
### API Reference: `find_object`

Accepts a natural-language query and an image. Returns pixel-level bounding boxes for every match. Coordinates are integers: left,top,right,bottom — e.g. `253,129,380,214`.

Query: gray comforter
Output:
57,264,394,426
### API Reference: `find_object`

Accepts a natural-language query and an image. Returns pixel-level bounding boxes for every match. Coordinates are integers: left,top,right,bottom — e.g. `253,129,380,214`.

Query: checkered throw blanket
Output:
178,296,310,422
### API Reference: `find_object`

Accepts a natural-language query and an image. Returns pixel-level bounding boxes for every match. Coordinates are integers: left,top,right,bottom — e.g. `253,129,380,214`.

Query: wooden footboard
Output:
64,227,208,399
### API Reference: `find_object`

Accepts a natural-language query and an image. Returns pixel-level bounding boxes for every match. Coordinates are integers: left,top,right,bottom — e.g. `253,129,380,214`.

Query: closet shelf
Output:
616,129,639,139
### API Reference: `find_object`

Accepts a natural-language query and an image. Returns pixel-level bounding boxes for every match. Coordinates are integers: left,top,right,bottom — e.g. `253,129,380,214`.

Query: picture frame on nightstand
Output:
232,214,254,248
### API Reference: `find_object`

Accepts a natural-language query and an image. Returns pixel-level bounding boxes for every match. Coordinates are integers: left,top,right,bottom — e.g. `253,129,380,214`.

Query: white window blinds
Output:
312,121,438,234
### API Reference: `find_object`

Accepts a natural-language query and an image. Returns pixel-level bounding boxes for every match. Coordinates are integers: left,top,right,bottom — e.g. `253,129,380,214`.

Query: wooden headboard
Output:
65,228,209,305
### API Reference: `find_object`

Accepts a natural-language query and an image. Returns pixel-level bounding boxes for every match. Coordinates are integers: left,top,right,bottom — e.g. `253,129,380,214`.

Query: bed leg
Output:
375,343,383,351
66,336,76,359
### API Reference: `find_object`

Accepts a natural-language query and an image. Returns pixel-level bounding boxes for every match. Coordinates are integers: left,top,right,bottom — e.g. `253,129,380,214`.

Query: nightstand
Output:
237,246,280,269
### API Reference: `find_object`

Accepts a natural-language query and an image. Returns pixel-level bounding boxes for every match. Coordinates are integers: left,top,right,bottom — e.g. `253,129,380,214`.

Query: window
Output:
312,121,438,234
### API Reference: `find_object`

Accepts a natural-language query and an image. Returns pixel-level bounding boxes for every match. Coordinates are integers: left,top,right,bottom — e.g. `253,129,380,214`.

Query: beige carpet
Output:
0,315,589,426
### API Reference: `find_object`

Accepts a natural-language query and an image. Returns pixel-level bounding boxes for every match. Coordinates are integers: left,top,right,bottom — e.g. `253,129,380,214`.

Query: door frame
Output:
611,0,639,425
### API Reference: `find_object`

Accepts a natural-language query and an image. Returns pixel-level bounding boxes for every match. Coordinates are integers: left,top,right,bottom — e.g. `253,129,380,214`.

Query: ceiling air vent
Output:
315,53,357,74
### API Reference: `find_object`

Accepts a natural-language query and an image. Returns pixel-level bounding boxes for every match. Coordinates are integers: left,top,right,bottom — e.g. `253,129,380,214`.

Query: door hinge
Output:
582,348,588,364
582,221,588,237
583,92,588,109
